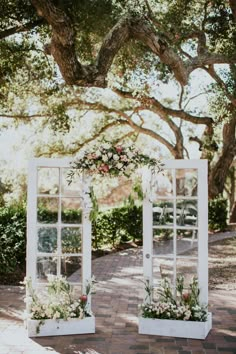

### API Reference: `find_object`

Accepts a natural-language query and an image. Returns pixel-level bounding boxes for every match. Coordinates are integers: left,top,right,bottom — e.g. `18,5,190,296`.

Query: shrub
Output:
0,203,26,274
208,197,228,231
92,203,142,250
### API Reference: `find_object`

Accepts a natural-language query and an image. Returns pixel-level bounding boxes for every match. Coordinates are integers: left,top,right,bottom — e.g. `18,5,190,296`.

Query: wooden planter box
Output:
27,316,95,337
138,312,212,339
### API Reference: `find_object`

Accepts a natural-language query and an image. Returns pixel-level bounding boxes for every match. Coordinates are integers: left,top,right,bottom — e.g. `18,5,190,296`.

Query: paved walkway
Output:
0,238,236,354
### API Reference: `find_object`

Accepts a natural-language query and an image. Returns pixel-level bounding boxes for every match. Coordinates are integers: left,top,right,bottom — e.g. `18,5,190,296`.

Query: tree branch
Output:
30,0,236,88
0,19,45,40
113,88,213,128
204,65,236,107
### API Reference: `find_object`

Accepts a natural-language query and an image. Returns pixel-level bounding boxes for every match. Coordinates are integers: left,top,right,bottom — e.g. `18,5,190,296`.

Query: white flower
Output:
53,311,61,319
129,163,135,169
117,162,123,169
113,154,119,161
127,151,134,158
102,155,109,162
108,152,112,158
102,143,111,149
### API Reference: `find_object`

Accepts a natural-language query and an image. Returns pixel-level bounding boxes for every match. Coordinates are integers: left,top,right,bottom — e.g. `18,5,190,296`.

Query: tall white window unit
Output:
140,160,212,339
26,158,95,336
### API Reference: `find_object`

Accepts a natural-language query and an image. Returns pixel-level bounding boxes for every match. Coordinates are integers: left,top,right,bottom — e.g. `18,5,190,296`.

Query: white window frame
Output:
27,158,92,299
143,160,208,305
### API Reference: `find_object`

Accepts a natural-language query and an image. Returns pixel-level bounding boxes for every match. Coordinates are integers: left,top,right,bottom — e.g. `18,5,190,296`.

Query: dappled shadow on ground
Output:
209,237,236,290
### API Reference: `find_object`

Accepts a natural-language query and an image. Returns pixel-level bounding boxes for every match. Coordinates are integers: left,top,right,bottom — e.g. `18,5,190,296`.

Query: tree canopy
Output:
1,0,236,203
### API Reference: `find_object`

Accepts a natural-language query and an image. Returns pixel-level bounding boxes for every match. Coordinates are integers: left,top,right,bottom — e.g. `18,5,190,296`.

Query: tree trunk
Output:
208,118,236,199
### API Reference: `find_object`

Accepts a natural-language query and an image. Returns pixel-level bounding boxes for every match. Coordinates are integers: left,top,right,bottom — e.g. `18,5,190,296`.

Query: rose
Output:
80,295,87,302
182,292,190,301
99,164,109,173
115,146,122,153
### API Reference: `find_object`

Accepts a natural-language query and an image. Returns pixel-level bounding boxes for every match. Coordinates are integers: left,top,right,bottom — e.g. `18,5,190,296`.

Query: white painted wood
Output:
27,161,38,287
142,159,211,338
27,316,95,337
138,313,212,339
197,160,209,305
26,158,94,335
142,168,153,300
82,174,93,309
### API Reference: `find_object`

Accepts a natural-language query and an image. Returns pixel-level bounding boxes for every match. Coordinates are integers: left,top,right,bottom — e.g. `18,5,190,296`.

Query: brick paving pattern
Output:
0,246,236,354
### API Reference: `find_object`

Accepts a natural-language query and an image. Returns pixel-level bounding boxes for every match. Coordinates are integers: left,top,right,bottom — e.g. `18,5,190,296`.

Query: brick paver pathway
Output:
0,246,236,354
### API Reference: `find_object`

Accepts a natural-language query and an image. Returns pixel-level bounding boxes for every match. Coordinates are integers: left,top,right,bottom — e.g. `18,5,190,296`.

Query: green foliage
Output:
92,202,142,249
208,196,228,231
0,203,26,273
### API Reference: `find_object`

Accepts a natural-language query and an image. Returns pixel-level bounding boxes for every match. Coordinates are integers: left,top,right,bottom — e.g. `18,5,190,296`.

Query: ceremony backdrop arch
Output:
26,158,211,338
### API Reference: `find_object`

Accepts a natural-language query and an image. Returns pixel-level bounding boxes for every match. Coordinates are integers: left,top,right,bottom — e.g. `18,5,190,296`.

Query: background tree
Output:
1,0,236,208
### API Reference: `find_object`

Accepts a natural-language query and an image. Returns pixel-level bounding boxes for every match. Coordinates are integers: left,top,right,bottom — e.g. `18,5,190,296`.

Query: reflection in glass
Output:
61,198,82,224
151,169,173,197
37,167,59,195
176,257,198,288
176,200,198,226
153,229,174,256
72,285,82,297
177,230,198,257
152,257,174,287
61,256,82,282
153,200,174,226
176,169,198,196
37,227,57,253
61,168,83,196
61,227,82,253
37,197,58,224
37,256,57,282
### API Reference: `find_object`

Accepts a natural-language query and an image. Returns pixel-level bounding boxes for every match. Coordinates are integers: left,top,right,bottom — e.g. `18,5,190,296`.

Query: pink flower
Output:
99,164,109,173
115,146,123,153
80,295,87,302
120,155,128,161
182,293,190,301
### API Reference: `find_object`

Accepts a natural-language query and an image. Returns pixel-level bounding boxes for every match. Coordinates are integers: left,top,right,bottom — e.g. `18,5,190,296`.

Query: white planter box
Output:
138,312,212,339
27,316,95,337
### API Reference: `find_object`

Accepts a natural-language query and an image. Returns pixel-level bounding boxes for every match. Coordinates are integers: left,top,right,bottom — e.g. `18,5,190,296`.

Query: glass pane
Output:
37,167,59,195
61,256,82,282
61,227,82,253
61,198,82,224
176,257,198,288
177,229,198,257
61,168,83,196
153,257,174,287
37,227,57,253
37,197,58,224
72,285,83,297
153,200,174,226
176,169,198,197
153,229,174,256
176,200,198,227
36,256,57,282
151,169,173,197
